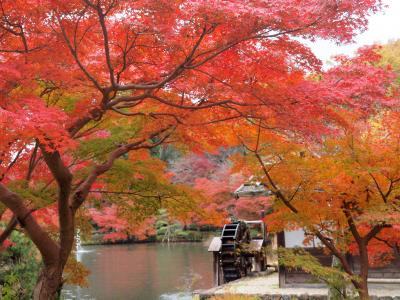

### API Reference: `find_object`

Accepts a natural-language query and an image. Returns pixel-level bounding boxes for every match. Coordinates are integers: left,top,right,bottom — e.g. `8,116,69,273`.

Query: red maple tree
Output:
0,1,384,298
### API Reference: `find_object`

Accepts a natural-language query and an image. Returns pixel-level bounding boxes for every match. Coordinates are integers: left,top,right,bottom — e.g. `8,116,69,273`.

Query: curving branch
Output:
39,145,73,264
113,25,211,91
240,125,355,277
70,125,176,211
57,14,103,91
0,184,59,264
85,0,116,86
0,214,18,246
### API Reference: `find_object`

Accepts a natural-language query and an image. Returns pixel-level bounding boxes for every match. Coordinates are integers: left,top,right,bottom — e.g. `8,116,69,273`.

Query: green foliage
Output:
379,40,400,72
73,117,143,163
156,223,180,236
150,144,181,163
278,247,358,299
155,210,202,242
6,180,56,208
0,230,42,300
92,158,203,226
174,230,201,240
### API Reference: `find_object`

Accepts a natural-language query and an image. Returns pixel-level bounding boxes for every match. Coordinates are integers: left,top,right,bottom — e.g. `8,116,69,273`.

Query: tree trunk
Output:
33,263,63,300
357,279,369,300
355,244,370,300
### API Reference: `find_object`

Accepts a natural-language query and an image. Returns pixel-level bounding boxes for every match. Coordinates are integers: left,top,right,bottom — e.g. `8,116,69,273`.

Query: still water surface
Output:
62,243,213,300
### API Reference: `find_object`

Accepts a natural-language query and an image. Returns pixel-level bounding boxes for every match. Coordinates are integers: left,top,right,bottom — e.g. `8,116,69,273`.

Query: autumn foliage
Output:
0,0,393,299
233,49,400,297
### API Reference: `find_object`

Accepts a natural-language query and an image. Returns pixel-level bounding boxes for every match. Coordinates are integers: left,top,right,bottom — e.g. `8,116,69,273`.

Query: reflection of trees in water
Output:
157,243,212,291
63,243,212,299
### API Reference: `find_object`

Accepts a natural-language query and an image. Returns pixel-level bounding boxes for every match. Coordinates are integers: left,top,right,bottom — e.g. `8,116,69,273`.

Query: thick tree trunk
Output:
33,263,63,300
358,247,370,300
352,244,370,300
351,278,369,300
32,214,74,300
358,280,369,300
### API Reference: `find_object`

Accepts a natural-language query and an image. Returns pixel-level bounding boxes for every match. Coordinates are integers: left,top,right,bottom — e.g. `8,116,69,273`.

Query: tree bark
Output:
356,242,370,300
0,184,62,299
0,184,59,262
33,263,63,300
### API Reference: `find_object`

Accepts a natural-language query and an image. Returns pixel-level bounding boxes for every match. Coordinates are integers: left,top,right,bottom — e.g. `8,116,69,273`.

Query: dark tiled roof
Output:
234,182,273,197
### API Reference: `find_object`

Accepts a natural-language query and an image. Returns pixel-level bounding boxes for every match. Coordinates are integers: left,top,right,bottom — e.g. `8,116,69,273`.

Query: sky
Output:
307,0,400,66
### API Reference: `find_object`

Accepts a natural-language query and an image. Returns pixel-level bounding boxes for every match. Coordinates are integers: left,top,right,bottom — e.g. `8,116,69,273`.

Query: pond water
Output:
62,243,213,300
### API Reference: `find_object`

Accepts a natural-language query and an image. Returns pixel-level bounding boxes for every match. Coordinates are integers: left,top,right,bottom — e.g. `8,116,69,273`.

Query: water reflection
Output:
62,243,213,300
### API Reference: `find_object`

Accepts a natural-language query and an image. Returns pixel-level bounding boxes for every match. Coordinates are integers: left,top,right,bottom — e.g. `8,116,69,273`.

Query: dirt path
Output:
196,272,400,299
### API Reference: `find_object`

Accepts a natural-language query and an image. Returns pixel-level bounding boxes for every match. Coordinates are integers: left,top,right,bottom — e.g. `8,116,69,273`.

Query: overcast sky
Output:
307,0,400,66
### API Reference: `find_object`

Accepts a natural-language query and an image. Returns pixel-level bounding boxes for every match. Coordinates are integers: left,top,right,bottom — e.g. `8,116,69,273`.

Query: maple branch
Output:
88,190,166,198
26,142,39,181
365,224,391,244
114,25,210,91
110,107,145,116
71,126,176,211
89,0,116,86
188,21,320,70
40,148,73,194
148,112,184,124
187,114,242,126
114,100,145,109
68,93,148,135
148,94,254,110
342,201,390,245
251,148,354,276
115,31,137,83
384,178,400,198
0,146,24,181
68,107,106,137
255,119,262,152
220,103,280,130
57,15,103,91
369,173,387,203
191,68,233,89
39,146,73,264
0,5,35,54
289,182,303,202
108,92,150,107
73,119,106,139
0,214,18,246
0,183,60,264
342,201,362,244
374,236,400,260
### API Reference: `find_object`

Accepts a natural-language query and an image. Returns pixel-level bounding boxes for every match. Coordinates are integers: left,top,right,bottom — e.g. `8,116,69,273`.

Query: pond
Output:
62,242,213,300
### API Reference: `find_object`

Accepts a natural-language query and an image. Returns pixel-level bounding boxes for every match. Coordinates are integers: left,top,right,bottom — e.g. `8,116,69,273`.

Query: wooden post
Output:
277,231,286,287
213,252,219,286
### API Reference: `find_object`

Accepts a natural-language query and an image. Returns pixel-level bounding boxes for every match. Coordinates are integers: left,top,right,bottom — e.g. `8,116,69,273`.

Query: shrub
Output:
0,231,42,300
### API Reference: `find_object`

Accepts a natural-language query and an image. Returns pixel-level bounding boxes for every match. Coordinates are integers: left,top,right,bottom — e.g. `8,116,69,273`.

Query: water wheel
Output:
219,221,252,283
